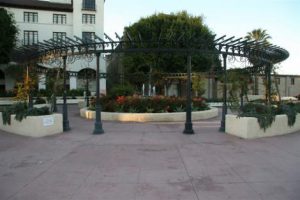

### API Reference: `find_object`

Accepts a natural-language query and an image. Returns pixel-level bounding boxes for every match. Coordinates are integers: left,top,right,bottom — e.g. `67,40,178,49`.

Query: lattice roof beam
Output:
218,36,235,45
95,35,105,43
214,35,226,42
65,36,82,45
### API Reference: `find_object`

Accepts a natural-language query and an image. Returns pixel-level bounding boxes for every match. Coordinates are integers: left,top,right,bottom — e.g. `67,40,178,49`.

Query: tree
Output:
246,28,271,69
122,11,220,74
246,29,272,97
225,69,252,110
245,29,271,44
192,73,206,97
0,8,18,64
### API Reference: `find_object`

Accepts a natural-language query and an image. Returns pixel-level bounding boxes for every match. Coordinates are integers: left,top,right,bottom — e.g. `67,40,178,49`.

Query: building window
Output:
82,32,95,42
291,77,295,85
24,31,38,45
82,14,95,24
82,0,96,10
276,78,280,85
53,14,66,24
24,12,38,23
0,70,5,80
53,32,66,41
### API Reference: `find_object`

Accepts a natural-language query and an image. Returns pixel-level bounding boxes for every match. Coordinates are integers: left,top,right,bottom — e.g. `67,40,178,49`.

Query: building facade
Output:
0,0,106,93
187,74,300,99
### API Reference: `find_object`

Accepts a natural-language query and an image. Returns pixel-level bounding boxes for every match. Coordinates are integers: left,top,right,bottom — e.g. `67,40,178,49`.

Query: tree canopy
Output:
246,29,271,44
122,11,221,74
245,28,272,68
0,8,18,64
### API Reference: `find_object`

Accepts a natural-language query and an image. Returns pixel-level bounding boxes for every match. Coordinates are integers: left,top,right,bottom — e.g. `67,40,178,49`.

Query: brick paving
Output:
0,105,300,200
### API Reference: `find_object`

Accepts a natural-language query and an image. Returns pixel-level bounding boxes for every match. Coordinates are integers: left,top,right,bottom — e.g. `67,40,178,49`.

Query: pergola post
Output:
27,63,34,109
84,70,90,107
183,54,194,134
267,63,272,105
62,55,70,131
93,52,104,135
220,54,228,132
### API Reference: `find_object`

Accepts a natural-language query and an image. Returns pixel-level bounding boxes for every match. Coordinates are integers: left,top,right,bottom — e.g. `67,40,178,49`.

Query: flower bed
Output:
80,107,218,122
81,95,217,122
89,95,209,113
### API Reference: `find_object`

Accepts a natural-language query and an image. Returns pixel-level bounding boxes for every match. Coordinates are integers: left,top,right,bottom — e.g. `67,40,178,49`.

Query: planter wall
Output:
80,107,218,122
0,113,63,137
226,114,300,139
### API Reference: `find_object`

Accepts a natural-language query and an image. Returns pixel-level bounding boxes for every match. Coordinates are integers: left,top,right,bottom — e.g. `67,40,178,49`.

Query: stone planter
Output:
226,114,300,139
0,113,63,137
80,107,218,122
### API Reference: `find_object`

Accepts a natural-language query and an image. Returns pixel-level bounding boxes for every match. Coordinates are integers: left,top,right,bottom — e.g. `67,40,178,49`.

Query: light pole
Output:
93,52,104,134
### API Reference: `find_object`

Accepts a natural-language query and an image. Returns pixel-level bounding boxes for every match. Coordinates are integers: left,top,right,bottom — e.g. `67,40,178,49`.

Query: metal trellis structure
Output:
11,32,289,134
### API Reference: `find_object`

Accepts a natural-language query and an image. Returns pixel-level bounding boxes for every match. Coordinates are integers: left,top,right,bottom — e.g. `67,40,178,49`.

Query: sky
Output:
104,0,300,75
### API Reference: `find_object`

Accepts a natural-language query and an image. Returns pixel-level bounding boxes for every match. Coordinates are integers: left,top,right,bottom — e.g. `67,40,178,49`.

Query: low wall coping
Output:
80,107,218,122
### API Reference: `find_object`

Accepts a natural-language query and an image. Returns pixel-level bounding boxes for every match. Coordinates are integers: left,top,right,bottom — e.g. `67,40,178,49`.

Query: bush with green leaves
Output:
239,102,300,131
89,95,209,113
34,97,46,104
109,84,135,98
0,90,16,97
1,102,50,125
66,89,85,97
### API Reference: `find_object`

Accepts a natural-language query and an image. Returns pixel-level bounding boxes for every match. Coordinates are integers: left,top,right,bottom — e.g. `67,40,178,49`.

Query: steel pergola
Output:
11,32,289,134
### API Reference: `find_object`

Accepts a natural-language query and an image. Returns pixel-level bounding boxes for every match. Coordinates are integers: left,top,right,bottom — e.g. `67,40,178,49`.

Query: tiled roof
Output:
0,0,73,12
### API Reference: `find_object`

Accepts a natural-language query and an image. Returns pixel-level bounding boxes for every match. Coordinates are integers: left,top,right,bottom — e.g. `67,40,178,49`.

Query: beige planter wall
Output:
226,114,300,139
80,107,218,122
0,113,63,137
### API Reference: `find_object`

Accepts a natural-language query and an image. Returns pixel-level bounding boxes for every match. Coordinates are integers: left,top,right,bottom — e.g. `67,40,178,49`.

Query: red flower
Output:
116,96,126,105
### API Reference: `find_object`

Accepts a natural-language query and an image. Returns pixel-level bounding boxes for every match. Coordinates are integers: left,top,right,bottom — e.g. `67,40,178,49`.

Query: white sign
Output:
43,116,54,127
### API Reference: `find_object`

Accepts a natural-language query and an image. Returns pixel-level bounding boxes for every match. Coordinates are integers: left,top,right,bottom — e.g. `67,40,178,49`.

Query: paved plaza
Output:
1,105,300,200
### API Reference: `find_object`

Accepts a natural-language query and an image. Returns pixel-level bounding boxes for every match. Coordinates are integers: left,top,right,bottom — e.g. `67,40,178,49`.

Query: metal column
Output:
93,52,104,134
62,55,70,131
219,54,228,132
183,54,194,134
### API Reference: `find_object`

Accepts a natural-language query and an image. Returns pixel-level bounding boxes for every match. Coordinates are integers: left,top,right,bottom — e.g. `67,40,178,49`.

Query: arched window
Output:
78,68,96,79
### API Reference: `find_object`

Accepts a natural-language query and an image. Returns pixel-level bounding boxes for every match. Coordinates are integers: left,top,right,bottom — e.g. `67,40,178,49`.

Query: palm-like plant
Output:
246,29,271,44
246,29,272,102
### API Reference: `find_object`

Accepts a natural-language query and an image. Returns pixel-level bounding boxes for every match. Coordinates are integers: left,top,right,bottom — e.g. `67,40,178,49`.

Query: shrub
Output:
1,102,50,125
239,102,300,131
34,97,46,104
67,89,85,97
0,90,16,97
276,103,298,126
109,84,135,98
37,89,51,97
26,106,50,116
88,95,209,113
239,103,275,131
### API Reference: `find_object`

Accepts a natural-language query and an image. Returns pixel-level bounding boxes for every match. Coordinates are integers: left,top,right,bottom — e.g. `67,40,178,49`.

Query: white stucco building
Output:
0,0,106,94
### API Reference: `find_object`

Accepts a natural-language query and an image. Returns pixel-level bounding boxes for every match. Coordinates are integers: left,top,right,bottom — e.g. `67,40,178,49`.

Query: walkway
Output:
0,105,300,200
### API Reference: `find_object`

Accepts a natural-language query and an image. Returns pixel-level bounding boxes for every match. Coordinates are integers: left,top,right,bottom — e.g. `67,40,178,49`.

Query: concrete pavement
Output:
1,105,300,200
